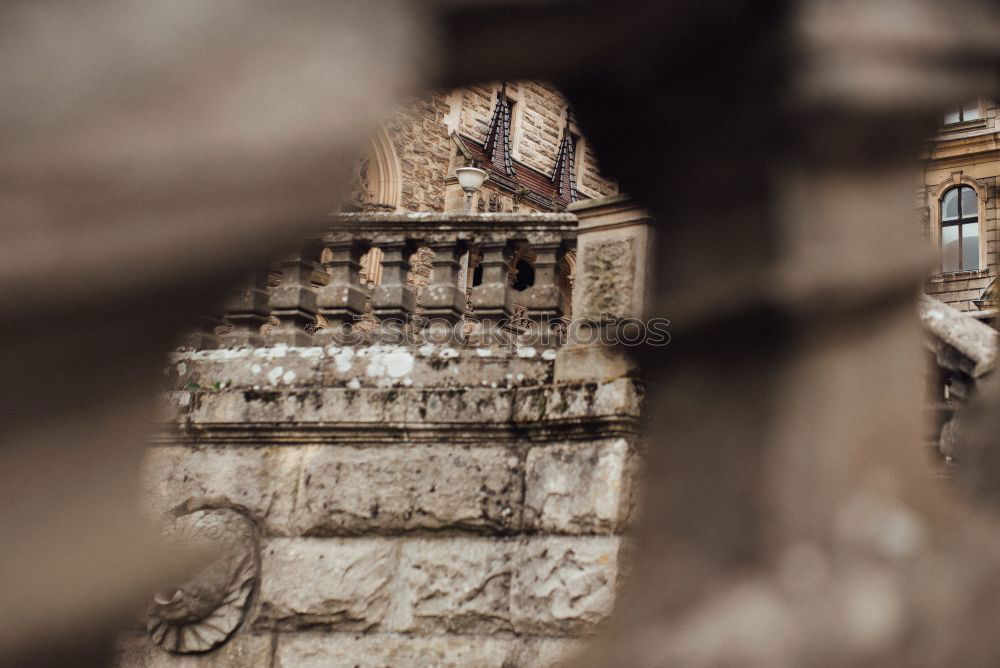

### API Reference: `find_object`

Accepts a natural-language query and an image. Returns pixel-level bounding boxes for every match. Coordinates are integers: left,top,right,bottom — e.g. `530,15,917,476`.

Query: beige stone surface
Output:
510,637,588,667
524,439,632,534
388,538,516,633
143,446,301,532
292,445,522,534
116,634,272,668
552,345,638,384
511,536,620,635
256,538,398,631
513,379,643,423
275,633,516,668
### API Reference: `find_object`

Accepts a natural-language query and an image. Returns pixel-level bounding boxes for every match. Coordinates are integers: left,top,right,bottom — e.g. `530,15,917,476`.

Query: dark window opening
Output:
512,259,535,291
472,262,483,287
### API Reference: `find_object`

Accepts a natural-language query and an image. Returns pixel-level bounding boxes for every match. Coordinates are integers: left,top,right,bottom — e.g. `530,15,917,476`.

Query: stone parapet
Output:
184,213,579,351
125,343,642,667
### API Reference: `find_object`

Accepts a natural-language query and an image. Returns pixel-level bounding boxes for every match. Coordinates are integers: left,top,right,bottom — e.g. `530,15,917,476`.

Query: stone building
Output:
118,84,649,667
117,79,1000,667
345,81,618,215
922,99,1000,316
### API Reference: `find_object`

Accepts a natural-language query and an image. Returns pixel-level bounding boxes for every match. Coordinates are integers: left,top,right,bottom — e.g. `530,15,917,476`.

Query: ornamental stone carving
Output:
147,508,259,654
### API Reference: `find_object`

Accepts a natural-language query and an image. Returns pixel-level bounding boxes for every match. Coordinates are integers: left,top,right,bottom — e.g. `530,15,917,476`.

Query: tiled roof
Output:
464,138,583,209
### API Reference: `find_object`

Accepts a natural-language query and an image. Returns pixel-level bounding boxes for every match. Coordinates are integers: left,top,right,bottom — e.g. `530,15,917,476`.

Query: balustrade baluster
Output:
371,240,416,322
521,240,566,337
469,240,513,341
421,238,468,326
218,270,270,347
268,245,319,345
315,238,368,342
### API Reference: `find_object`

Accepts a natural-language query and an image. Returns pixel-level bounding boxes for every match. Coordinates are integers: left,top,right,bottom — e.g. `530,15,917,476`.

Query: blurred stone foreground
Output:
2,1,1000,667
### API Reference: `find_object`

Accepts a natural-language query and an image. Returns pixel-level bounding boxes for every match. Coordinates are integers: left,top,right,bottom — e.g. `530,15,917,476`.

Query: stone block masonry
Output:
119,345,643,667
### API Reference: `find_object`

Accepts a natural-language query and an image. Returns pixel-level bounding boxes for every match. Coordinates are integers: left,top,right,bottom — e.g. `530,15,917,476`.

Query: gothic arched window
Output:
940,185,979,273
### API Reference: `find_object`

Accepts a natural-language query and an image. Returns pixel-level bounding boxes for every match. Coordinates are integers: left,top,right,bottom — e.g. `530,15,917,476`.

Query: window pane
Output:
961,186,978,219
942,189,959,220
944,109,961,124
963,101,981,121
942,225,960,272
962,222,980,270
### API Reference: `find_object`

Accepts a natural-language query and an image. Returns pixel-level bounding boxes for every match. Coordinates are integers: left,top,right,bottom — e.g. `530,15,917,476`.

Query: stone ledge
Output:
165,379,643,430
167,345,556,392
274,633,585,668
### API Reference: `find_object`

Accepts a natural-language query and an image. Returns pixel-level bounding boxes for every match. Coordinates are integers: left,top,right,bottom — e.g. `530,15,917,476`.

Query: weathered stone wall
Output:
118,345,642,667
384,94,454,212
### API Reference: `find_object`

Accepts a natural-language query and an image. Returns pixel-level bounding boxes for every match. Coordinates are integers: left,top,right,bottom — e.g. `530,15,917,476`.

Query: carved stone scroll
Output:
147,509,259,655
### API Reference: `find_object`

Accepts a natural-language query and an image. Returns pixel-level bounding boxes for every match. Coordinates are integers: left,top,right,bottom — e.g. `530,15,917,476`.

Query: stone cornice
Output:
319,212,578,245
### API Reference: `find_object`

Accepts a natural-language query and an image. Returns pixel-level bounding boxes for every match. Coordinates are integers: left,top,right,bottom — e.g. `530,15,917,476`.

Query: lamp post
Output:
455,166,489,212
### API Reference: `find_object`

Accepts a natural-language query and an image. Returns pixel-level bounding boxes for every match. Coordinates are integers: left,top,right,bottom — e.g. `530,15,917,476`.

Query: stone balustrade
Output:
183,213,578,350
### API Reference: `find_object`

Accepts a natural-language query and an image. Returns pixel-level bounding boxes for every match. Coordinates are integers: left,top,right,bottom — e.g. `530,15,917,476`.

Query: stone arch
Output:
347,128,402,212
559,249,576,319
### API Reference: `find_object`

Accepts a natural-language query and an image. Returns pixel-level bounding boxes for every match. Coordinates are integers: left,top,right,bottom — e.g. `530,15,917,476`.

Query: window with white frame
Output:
940,185,979,272
944,101,981,124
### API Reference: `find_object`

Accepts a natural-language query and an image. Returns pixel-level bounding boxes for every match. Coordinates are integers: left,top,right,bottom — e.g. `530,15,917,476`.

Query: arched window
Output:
940,185,979,273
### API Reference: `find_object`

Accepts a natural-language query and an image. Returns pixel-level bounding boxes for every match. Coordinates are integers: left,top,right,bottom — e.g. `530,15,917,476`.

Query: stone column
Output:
218,270,271,348
371,240,416,322
520,240,565,339
268,248,319,346
421,239,468,326
315,239,368,342
469,240,514,342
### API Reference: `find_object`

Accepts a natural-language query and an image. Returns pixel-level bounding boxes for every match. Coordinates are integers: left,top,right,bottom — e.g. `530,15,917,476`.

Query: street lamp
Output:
455,166,489,212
